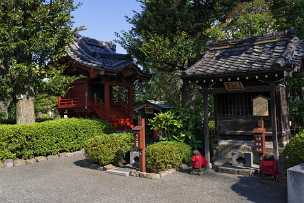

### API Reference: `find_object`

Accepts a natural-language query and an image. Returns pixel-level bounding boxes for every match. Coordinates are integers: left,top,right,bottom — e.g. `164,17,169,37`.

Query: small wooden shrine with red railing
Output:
57,35,149,129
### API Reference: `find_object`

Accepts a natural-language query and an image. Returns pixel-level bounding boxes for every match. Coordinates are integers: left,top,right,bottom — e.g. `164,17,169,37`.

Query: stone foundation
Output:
214,139,276,167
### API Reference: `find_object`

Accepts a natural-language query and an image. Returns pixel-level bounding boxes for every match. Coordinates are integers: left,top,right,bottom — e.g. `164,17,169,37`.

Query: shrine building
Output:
184,30,304,169
57,35,149,129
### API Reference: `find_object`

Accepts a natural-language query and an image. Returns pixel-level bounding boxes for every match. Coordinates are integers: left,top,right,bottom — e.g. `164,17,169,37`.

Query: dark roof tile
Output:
185,31,304,79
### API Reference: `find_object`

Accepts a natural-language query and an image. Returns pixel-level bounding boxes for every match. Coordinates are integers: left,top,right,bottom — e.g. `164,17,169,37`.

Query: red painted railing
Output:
57,96,134,129
57,97,81,109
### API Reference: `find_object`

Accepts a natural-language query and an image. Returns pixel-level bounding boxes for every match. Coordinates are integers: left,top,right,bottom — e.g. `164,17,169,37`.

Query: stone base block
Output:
35,156,47,162
14,159,26,167
47,155,59,160
4,159,14,168
288,163,304,203
25,159,37,165
0,160,4,168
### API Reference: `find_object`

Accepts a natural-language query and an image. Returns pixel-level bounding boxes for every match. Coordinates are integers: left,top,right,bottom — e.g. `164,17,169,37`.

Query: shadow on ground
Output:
231,176,287,203
74,159,100,170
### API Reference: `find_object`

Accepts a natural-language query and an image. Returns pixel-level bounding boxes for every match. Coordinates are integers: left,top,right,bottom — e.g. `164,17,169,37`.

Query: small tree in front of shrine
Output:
0,0,77,124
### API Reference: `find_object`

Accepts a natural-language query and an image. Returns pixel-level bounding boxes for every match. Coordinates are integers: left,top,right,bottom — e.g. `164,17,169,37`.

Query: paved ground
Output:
0,155,286,203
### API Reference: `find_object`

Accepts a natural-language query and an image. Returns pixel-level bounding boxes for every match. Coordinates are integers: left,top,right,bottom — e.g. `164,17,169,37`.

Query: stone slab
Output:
25,158,37,165
0,160,4,168
139,172,161,179
288,163,304,203
160,169,176,178
47,155,59,160
104,164,115,171
216,166,254,176
105,168,130,177
4,159,14,168
35,156,47,162
14,159,26,167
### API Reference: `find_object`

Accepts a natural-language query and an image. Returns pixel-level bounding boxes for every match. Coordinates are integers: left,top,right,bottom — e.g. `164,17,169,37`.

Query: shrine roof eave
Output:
183,69,287,81
184,30,304,81
67,56,151,80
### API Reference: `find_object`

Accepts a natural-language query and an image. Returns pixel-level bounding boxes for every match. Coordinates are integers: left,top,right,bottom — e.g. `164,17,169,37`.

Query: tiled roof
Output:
134,100,174,113
185,31,304,79
67,35,136,72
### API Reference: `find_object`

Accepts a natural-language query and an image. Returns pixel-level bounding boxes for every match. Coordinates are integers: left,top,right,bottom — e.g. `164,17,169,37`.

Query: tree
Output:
117,0,237,105
270,0,304,129
0,0,77,124
206,0,277,40
271,0,304,38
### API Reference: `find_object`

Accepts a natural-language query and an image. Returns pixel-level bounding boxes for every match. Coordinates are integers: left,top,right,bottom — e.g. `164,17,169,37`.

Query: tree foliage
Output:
0,0,78,122
119,0,304,130
207,0,277,40
117,0,237,105
271,0,304,38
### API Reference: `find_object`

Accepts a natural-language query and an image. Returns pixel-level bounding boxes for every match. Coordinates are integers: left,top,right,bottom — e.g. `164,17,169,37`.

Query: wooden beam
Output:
271,85,280,160
203,89,211,167
207,85,272,94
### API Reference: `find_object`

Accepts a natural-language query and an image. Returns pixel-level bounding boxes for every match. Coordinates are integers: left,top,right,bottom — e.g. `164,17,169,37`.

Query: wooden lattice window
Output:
218,93,269,118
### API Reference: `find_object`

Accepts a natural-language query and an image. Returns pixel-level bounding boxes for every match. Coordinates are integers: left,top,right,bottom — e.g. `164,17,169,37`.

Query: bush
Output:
283,130,304,169
84,133,133,166
149,111,183,141
0,118,110,160
146,141,192,172
0,150,16,160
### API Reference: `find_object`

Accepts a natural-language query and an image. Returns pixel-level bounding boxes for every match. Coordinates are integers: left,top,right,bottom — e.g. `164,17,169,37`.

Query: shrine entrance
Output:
184,31,304,171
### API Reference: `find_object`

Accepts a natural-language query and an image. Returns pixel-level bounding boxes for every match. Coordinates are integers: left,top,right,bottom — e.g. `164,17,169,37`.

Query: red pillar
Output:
104,80,111,115
139,117,146,173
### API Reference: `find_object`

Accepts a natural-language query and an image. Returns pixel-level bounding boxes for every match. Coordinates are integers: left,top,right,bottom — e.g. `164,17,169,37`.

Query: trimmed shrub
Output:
283,130,304,169
0,118,110,160
0,150,16,160
146,141,192,172
84,133,133,166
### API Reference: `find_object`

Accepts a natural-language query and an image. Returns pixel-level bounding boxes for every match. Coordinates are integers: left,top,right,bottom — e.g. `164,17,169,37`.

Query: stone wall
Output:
288,163,304,203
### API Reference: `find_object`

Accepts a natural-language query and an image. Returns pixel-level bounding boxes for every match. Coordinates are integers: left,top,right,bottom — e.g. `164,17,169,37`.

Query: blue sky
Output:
73,0,141,53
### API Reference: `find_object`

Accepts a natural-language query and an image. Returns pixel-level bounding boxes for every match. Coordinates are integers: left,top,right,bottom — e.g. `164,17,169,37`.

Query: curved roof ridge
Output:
185,31,304,79
207,30,296,50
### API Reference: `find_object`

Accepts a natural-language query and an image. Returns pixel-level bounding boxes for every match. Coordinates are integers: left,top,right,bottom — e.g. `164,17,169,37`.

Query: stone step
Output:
105,168,130,177
216,166,256,176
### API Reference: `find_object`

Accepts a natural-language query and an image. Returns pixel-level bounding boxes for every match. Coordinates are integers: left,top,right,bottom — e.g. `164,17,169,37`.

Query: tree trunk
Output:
181,78,192,107
16,96,35,124
0,100,8,119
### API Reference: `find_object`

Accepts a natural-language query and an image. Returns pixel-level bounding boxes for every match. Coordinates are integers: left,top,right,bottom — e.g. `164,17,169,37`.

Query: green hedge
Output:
84,133,133,166
284,130,304,169
146,141,192,172
0,118,110,160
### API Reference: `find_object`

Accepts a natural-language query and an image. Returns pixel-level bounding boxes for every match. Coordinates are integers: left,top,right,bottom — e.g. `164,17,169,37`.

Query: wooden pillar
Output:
128,83,133,117
139,117,146,172
203,89,211,167
104,80,111,114
271,85,280,160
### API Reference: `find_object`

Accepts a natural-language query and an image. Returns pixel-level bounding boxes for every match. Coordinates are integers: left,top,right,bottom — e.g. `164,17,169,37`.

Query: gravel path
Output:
0,155,286,203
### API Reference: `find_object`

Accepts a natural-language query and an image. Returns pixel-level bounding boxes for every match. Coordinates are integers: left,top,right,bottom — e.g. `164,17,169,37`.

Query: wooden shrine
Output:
57,35,149,129
184,30,304,167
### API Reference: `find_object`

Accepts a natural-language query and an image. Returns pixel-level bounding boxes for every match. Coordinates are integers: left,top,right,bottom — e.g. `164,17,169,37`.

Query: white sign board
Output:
253,96,269,117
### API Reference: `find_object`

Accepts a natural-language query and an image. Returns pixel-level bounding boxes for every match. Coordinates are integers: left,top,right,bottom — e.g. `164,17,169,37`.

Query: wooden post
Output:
203,89,211,167
139,117,146,172
104,80,111,114
271,85,280,160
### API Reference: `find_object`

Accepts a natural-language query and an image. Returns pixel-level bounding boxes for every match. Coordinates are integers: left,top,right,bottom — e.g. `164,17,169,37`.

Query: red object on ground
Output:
260,159,278,177
192,154,208,169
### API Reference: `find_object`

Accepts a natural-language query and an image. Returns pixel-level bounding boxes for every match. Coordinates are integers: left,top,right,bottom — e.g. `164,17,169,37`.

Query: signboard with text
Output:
253,96,269,117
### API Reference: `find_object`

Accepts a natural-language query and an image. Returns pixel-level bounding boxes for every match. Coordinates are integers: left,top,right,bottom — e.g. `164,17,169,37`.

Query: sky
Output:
73,0,141,53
